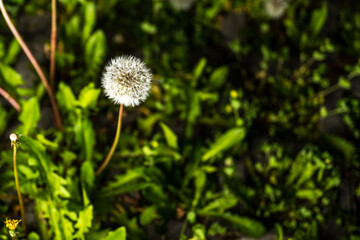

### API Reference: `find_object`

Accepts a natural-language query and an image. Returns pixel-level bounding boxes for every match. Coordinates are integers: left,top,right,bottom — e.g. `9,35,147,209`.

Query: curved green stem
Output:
95,104,124,176
317,83,340,98
12,141,27,233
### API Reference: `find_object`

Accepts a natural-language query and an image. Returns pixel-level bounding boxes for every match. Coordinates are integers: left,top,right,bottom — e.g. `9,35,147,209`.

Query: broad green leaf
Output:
192,170,206,208
160,122,178,149
74,116,96,161
104,168,145,190
222,213,265,238
103,227,126,240
140,205,159,226
18,165,39,179
4,38,21,64
36,133,59,151
203,213,266,238
61,150,77,167
62,213,76,240
287,148,318,187
78,83,101,110
310,3,328,36
141,21,157,34
198,195,237,214
142,185,167,203
138,113,163,136
85,30,106,78
348,65,360,79
102,182,153,197
202,128,246,161
81,161,95,189
52,173,71,198
191,224,206,240
19,97,40,135
322,133,355,161
208,223,227,236
0,63,25,86
185,90,201,137
275,223,284,240
82,1,96,41
101,168,151,196
0,105,7,135
338,76,351,89
21,137,53,175
187,211,196,224
324,176,340,190
284,18,298,40
47,202,65,240
56,82,77,112
0,40,4,59
27,232,40,240
320,106,327,118
66,15,80,40
296,189,323,201
74,205,94,240
313,51,325,61
193,58,207,82
209,66,228,89
295,163,317,187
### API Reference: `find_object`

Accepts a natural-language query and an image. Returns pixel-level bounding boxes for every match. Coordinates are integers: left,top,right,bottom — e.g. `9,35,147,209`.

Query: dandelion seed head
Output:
101,56,152,107
265,0,289,19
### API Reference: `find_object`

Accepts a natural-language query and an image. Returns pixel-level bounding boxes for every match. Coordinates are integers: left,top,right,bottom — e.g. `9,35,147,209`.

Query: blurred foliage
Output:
0,0,360,239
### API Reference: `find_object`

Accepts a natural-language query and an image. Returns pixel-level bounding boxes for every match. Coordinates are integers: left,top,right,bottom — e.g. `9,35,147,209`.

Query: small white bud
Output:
9,133,18,142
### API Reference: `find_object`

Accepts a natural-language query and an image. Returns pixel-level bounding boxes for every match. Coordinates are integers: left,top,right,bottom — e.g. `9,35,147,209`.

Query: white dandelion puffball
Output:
265,0,289,19
168,0,196,11
101,56,152,107
9,133,17,142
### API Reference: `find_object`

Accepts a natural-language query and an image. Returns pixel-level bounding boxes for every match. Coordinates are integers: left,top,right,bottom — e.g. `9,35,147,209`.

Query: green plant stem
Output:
178,220,188,240
34,199,47,240
317,83,340,98
95,104,124,176
320,108,346,120
12,143,27,233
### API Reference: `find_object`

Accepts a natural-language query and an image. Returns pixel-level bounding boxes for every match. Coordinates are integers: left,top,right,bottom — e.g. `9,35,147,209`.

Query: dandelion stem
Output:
50,0,57,90
95,104,124,176
0,0,62,130
0,87,21,112
11,138,27,233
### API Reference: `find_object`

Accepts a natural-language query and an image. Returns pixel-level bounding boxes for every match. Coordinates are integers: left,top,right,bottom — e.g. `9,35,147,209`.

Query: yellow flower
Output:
230,90,238,98
4,218,21,231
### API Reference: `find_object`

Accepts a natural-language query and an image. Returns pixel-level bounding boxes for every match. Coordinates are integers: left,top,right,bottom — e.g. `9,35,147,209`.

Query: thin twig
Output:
50,0,57,90
0,87,20,112
95,104,124,176
0,0,62,130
